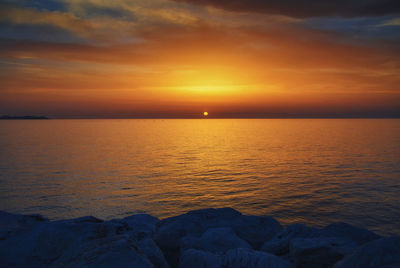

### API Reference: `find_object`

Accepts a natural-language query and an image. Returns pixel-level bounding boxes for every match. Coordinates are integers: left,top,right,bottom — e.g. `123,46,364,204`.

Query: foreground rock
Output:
334,236,400,268
179,248,291,268
154,208,282,266
0,208,397,268
261,222,382,268
0,212,167,268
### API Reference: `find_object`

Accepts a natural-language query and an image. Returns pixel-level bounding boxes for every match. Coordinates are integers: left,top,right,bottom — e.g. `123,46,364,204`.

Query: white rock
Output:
155,208,242,266
52,235,154,268
320,222,380,245
181,227,251,254
179,249,222,268
334,236,400,268
138,238,170,268
231,215,283,249
290,237,357,268
223,248,292,268
108,213,160,240
261,223,319,256
154,208,282,267
0,214,163,268
0,211,47,240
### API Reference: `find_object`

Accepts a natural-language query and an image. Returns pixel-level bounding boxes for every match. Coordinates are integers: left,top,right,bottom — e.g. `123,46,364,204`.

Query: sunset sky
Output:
0,0,399,118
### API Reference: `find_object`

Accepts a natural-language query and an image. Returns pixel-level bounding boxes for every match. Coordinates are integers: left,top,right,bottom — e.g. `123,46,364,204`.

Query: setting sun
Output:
0,1,399,267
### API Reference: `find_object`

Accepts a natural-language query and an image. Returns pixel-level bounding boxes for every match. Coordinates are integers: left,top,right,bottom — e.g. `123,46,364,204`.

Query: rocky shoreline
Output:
1,208,399,267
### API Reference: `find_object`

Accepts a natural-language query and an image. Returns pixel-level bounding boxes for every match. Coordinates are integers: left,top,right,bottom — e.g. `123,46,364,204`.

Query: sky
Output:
0,0,399,118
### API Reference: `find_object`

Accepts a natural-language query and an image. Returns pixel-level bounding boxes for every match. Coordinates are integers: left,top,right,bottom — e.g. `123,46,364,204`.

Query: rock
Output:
290,237,357,268
179,249,222,268
181,227,251,254
223,248,292,268
138,238,170,268
231,215,283,249
155,208,240,266
179,248,292,268
261,223,319,256
0,209,395,268
285,222,381,268
154,208,282,266
56,216,103,224
122,214,159,231
262,222,381,267
52,235,155,268
0,219,124,267
320,222,380,245
0,213,165,268
0,211,48,240
334,236,400,268
113,214,160,240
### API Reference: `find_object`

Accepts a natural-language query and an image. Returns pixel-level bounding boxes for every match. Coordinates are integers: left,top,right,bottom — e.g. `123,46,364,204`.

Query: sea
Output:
0,119,399,236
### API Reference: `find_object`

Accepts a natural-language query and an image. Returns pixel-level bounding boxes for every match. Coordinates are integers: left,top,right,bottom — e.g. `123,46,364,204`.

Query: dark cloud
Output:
78,3,137,21
174,0,400,18
0,23,88,44
0,0,66,12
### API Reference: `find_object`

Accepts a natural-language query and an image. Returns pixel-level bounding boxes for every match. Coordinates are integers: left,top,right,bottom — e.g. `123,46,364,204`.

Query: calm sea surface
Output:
0,119,399,235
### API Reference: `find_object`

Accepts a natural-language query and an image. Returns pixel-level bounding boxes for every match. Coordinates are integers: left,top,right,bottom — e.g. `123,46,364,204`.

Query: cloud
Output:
0,5,94,39
0,0,399,117
173,0,400,18
382,18,400,26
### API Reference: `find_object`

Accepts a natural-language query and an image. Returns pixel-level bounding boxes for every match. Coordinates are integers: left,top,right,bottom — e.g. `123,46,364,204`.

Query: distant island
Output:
0,115,49,120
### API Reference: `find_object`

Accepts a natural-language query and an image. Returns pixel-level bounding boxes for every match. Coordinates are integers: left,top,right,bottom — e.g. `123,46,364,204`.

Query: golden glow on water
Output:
0,119,399,235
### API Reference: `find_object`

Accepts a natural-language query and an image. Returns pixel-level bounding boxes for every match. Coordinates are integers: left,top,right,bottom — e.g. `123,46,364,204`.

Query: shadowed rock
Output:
261,223,319,256
334,236,400,268
320,222,381,245
154,208,282,266
223,248,292,268
179,248,291,268
179,249,222,268
181,227,251,254
0,212,166,268
110,214,160,240
138,238,170,268
0,211,48,240
0,209,395,268
290,237,357,268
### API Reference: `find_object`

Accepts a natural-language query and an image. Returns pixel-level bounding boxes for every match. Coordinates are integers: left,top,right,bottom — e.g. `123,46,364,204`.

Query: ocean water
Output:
0,119,399,236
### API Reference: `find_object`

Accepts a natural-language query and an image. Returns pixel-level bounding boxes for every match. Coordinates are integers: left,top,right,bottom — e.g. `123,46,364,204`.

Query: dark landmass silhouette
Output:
1,208,399,267
0,115,49,120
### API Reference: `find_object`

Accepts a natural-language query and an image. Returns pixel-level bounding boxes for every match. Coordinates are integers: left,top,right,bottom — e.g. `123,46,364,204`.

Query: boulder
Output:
223,248,292,268
231,215,283,249
290,237,357,268
52,235,154,268
0,209,394,268
181,227,251,254
261,223,319,256
320,222,380,245
0,211,48,240
262,222,382,267
179,249,222,268
138,238,170,268
0,219,118,267
334,236,400,268
55,216,103,224
154,208,282,266
110,214,160,240
0,213,165,268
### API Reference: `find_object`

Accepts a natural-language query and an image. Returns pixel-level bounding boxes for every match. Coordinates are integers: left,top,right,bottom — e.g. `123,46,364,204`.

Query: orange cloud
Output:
0,1,399,117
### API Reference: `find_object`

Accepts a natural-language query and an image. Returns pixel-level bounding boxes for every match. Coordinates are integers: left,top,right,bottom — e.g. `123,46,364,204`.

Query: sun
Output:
203,112,208,117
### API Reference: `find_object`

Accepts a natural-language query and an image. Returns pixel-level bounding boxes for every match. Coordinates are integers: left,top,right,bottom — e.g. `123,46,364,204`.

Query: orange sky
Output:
0,0,399,117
